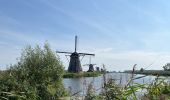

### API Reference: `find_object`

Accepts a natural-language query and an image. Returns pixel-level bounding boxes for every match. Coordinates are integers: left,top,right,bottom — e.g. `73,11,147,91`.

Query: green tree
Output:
0,43,67,100
163,63,170,71
140,68,144,72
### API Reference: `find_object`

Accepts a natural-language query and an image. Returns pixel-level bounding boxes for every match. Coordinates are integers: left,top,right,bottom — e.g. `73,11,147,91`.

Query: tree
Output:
163,63,170,71
0,43,67,99
140,68,144,72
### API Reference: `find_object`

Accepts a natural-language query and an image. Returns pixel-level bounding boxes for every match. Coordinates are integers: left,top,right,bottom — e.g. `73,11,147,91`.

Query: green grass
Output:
84,73,170,100
63,71,102,78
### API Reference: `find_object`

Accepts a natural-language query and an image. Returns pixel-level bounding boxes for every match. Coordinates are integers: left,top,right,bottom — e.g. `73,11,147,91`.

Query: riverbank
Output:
124,70,170,76
63,71,102,78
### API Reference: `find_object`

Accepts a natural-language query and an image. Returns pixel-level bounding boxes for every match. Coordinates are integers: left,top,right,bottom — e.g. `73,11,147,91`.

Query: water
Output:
63,73,163,96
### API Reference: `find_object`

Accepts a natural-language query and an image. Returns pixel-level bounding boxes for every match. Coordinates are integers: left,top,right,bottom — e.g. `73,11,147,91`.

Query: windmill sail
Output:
75,35,77,52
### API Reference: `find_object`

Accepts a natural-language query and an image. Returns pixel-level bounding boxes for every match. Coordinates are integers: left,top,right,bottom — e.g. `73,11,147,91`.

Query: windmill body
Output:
68,52,82,72
56,36,95,73
83,56,96,72
88,64,95,72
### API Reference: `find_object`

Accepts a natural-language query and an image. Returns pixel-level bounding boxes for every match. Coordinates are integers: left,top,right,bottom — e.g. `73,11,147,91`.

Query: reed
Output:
83,67,170,100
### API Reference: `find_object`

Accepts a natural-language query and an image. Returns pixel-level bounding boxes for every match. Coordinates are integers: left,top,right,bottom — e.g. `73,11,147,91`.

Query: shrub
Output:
0,43,68,100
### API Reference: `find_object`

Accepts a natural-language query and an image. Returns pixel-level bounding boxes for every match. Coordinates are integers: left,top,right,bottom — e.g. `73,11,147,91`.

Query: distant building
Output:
96,67,100,71
87,64,94,72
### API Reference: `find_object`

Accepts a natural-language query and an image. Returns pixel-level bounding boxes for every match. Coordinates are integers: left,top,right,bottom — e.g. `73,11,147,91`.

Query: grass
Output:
82,67,170,100
63,71,102,78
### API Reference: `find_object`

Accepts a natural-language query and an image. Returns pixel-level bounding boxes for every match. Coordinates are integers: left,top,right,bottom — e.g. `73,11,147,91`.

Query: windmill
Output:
83,56,96,72
56,36,95,73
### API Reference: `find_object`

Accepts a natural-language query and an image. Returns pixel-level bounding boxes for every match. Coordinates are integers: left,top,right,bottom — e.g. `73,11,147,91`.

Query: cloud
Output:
92,49,170,71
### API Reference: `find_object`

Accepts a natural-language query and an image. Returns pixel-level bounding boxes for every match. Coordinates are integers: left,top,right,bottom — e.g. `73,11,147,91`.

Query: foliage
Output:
140,68,144,72
0,43,68,100
83,73,170,100
124,70,170,76
82,82,103,100
84,82,97,100
142,77,170,100
63,72,101,78
102,79,123,100
163,63,170,71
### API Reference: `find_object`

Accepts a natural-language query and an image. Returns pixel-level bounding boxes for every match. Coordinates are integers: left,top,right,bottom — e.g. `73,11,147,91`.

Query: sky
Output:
1,0,170,71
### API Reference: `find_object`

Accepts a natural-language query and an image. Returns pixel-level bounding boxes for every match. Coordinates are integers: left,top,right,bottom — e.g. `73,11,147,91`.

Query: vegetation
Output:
124,70,170,76
0,43,68,100
163,63,170,71
63,71,102,78
83,73,170,100
141,77,170,100
124,63,170,76
82,65,170,100
84,82,102,100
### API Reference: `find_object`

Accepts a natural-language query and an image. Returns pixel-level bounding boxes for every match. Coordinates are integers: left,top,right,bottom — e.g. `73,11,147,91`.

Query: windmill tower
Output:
83,56,96,72
56,36,95,73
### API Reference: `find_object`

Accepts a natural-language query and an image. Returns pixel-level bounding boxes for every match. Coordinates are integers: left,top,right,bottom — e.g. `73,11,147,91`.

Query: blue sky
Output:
1,0,170,71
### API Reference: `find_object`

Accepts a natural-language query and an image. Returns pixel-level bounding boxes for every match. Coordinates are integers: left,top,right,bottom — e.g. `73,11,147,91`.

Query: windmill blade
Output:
79,53,95,56
80,55,85,61
56,51,72,54
75,35,77,52
65,55,70,63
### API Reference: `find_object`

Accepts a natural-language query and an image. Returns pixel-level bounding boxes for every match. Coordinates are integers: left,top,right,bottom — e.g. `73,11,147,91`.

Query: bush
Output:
0,43,68,100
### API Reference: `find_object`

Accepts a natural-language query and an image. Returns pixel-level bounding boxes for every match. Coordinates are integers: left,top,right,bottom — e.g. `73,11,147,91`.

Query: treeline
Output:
63,71,101,78
124,70,170,76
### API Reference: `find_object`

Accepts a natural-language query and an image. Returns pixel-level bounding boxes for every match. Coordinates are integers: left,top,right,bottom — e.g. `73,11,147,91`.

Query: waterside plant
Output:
0,43,68,100
83,68,170,100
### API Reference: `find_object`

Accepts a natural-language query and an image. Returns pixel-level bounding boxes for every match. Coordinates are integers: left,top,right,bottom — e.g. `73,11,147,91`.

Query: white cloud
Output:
91,49,170,71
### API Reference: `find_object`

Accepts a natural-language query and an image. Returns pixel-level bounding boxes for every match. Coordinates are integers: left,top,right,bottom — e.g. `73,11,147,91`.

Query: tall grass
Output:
83,68,170,100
